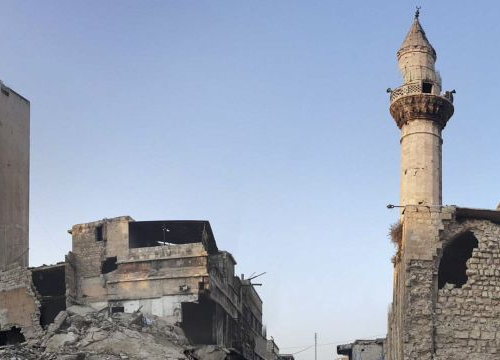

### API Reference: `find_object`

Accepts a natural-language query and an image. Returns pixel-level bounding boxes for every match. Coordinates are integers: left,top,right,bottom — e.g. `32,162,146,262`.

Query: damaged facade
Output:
0,217,268,360
337,339,385,360
340,11,500,360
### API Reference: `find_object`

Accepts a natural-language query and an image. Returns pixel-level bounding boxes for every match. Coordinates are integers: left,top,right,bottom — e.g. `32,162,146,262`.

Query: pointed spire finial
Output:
415,6,421,19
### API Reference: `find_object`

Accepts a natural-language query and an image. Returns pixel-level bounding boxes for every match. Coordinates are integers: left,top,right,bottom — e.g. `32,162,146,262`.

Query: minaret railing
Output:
390,83,422,103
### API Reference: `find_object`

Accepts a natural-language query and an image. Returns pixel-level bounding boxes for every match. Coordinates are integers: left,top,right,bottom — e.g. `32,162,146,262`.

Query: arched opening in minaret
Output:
438,231,478,289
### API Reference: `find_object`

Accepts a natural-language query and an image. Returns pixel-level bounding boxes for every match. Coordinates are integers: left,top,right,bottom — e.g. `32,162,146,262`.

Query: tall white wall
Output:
0,84,30,268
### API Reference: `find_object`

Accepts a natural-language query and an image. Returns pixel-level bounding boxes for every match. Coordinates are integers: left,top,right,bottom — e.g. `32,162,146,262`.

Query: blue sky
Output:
1,1,499,359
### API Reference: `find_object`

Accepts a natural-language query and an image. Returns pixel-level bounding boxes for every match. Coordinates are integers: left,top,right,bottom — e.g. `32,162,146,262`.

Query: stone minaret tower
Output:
386,11,455,360
390,10,454,208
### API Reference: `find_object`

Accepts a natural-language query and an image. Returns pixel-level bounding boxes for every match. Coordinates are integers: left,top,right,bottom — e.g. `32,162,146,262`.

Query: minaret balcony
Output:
390,92,454,130
390,82,454,105
390,83,424,103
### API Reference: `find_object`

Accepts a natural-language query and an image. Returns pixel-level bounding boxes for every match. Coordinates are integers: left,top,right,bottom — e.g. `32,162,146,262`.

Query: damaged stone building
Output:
339,10,500,360
0,215,269,360
337,339,385,360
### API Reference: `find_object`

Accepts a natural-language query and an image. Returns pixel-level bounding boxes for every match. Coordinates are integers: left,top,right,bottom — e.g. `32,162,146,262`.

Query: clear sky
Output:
1,1,499,359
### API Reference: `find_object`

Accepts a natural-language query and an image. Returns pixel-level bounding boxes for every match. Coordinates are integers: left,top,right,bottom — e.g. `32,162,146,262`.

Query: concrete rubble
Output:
0,305,232,360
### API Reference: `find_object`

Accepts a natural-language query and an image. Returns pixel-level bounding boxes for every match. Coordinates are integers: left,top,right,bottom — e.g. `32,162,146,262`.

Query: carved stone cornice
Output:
390,94,454,129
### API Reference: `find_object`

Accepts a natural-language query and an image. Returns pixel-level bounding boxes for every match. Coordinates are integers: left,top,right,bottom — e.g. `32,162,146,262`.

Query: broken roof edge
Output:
129,220,218,254
216,250,237,265
29,262,67,271
455,206,500,224
337,338,385,354
69,216,135,233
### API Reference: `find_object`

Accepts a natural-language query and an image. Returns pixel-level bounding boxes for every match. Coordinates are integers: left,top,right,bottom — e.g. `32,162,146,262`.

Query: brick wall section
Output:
434,219,500,359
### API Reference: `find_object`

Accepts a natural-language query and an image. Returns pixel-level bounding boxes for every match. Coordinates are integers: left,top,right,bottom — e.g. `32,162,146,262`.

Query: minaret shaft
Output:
400,118,442,206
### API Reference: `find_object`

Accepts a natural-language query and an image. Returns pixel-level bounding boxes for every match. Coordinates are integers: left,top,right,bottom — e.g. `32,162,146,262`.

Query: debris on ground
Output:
0,306,229,360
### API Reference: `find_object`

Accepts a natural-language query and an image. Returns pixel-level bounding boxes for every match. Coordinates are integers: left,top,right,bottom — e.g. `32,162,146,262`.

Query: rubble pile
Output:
0,306,228,360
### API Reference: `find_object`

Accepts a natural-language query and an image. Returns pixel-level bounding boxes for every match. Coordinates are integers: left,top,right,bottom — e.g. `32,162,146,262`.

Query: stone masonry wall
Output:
71,217,132,302
387,208,500,360
386,206,454,360
434,219,500,360
0,266,43,339
72,222,106,278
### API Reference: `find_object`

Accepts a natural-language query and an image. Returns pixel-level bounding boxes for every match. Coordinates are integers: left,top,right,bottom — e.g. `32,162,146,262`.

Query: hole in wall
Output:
0,326,25,345
32,265,67,327
438,231,478,289
181,296,215,345
111,306,124,314
101,257,118,274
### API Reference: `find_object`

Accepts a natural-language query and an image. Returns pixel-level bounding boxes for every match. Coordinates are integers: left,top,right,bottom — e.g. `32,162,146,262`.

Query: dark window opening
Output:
181,296,215,345
128,221,218,253
101,257,118,274
96,225,104,241
422,82,433,93
0,327,25,346
438,231,479,289
32,265,67,327
111,306,124,314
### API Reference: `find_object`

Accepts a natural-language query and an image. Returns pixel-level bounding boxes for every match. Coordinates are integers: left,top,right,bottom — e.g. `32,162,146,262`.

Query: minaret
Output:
389,9,454,208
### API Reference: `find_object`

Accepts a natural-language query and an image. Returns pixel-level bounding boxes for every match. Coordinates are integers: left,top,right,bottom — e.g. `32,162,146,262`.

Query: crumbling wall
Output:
105,243,210,323
68,216,259,358
242,283,266,360
0,266,43,339
338,340,385,360
434,219,500,359
387,207,500,360
208,252,240,319
71,217,132,302
65,252,77,306
103,217,132,261
71,221,107,301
